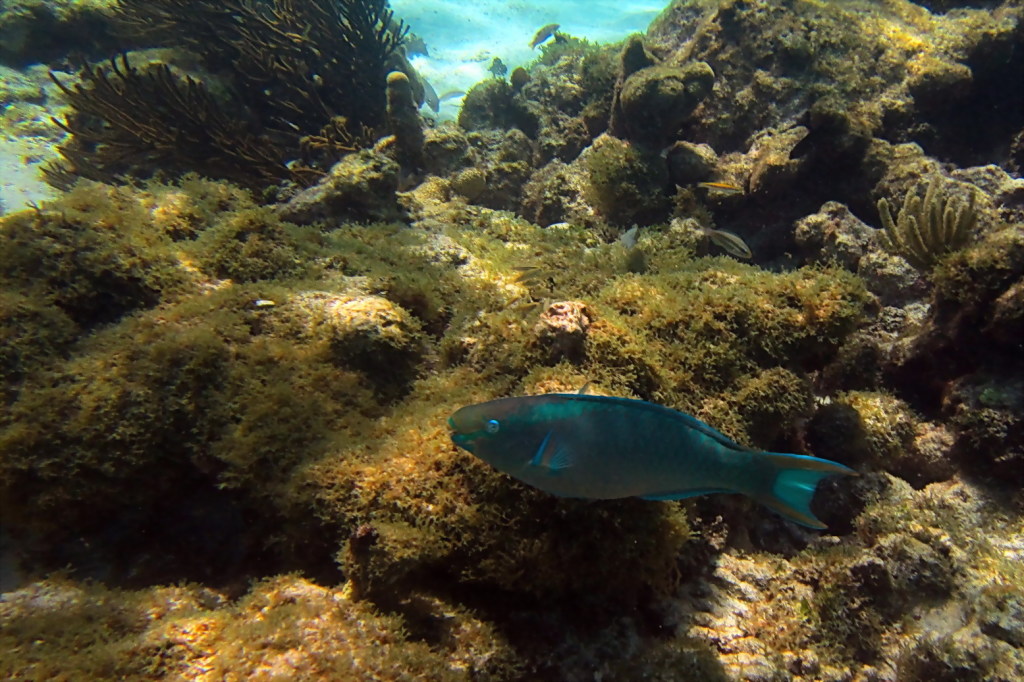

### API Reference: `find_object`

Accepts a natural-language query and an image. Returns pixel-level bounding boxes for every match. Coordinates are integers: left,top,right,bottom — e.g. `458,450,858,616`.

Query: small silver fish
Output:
422,78,439,113
703,228,752,259
659,141,681,159
438,90,466,103
619,225,640,249
405,33,429,57
488,57,508,78
530,23,560,49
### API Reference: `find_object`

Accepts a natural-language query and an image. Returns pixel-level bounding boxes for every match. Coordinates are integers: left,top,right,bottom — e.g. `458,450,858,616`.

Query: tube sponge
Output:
386,71,426,171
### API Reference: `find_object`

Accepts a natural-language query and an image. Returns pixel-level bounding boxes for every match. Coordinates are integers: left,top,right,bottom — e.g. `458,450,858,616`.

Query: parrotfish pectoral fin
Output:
546,448,573,471
529,431,553,467
529,431,573,472
757,453,858,529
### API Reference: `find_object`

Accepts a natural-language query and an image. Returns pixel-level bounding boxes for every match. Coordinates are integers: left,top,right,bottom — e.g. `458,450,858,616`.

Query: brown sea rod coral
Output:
114,0,406,134
47,0,408,189
47,55,295,190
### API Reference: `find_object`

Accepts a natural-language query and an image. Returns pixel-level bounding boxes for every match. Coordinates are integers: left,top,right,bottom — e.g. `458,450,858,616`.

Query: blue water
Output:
391,0,662,119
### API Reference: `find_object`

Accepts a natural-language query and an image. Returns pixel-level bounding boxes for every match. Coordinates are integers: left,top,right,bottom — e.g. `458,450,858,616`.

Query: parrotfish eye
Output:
485,419,500,434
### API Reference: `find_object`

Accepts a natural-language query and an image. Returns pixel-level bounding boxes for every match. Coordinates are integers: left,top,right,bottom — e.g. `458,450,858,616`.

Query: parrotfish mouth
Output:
448,417,474,452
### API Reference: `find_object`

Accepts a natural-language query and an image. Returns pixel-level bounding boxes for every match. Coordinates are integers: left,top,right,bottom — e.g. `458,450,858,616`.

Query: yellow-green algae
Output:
2,176,1021,680
583,133,672,226
0,574,514,680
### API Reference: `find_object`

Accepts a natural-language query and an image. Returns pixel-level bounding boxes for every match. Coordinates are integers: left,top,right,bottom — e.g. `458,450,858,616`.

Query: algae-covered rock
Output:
856,248,929,307
0,182,193,329
284,290,424,396
794,200,876,271
519,159,583,226
979,585,1024,648
422,123,474,177
461,129,534,210
745,125,810,197
0,290,77,390
277,150,402,225
646,0,1022,166
0,0,119,66
458,79,522,132
883,222,1024,418
0,576,507,681
874,531,959,598
524,39,619,159
385,71,426,171
450,167,488,201
583,133,671,226
0,64,43,104
0,286,367,577
192,206,304,282
807,391,956,487
533,300,592,364
616,62,714,147
944,373,1024,485
663,140,718,186
896,628,1018,682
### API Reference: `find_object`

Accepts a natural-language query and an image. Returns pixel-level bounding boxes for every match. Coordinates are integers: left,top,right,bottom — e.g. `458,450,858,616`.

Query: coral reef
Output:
276,149,403,224
878,176,977,271
0,175,879,675
47,55,295,189
46,0,408,189
583,133,671,226
0,575,516,680
615,60,715,148
0,0,120,67
385,70,426,172
1,0,1023,680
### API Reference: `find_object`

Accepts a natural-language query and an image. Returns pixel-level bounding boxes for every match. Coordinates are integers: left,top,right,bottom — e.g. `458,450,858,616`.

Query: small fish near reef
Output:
438,90,466,104
702,227,752,260
488,57,508,78
405,33,430,58
530,23,560,49
421,77,440,113
450,394,856,528
696,181,744,195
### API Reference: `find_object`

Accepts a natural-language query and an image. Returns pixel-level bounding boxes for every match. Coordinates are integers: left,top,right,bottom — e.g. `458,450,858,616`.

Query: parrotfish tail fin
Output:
756,453,858,529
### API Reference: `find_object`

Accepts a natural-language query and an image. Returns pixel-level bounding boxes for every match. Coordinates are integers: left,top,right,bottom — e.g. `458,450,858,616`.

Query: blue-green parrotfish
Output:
449,393,856,528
